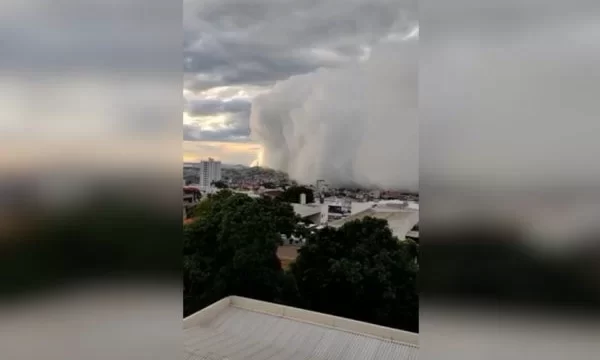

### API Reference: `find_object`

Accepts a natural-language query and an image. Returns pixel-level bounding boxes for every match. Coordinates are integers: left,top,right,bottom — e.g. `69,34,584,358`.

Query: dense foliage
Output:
184,192,419,332
210,180,229,189
291,218,419,332
184,192,301,315
278,185,315,204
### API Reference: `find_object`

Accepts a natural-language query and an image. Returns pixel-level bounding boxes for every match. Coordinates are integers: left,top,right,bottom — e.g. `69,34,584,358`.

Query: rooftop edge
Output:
183,296,419,346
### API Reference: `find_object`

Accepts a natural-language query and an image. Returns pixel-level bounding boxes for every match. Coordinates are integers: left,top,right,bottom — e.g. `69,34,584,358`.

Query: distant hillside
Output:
221,164,249,169
222,166,290,185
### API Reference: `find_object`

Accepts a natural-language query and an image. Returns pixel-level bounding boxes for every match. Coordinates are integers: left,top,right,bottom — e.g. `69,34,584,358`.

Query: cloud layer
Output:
183,93,252,142
183,0,416,146
184,0,416,91
250,36,418,190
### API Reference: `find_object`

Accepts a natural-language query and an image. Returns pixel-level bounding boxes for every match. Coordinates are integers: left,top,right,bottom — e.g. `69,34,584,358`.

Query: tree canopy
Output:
278,185,314,204
290,217,419,332
184,193,419,333
211,180,228,189
184,193,301,315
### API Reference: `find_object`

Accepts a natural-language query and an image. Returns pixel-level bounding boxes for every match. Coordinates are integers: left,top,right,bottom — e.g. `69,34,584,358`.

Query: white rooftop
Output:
291,203,322,218
328,207,419,240
232,190,261,198
184,296,418,360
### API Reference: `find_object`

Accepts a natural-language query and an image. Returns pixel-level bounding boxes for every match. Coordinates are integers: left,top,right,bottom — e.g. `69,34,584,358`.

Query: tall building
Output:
199,158,222,189
316,179,327,193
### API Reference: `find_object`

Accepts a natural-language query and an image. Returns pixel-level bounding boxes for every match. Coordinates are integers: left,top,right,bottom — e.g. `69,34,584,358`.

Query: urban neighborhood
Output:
183,158,419,359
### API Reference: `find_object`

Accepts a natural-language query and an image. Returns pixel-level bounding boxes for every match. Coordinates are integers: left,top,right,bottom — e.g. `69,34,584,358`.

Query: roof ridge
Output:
229,298,419,347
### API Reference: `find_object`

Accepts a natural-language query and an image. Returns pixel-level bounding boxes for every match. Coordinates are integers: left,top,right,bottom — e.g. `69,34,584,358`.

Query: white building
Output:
329,202,419,241
351,200,419,215
321,197,351,221
198,158,222,190
370,189,381,199
292,203,323,224
316,179,328,193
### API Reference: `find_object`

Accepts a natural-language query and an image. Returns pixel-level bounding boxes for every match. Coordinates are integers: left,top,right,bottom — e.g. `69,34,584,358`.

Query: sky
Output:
183,0,417,166
183,0,600,192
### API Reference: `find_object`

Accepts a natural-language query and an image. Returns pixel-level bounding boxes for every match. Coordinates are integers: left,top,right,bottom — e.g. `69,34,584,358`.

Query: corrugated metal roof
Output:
184,297,418,360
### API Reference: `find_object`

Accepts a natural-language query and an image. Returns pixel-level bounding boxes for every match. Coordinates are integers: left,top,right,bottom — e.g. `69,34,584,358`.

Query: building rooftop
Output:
291,203,322,219
232,190,261,198
184,296,418,360
328,207,419,240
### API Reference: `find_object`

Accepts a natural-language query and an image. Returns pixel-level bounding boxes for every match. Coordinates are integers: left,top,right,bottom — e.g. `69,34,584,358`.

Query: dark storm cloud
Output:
250,38,418,190
183,0,416,143
185,97,251,116
183,124,203,141
184,123,250,142
183,0,417,91
196,127,251,142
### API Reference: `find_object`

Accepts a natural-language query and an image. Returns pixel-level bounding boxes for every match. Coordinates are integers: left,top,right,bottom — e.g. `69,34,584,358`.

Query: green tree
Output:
290,217,419,332
211,180,228,189
191,189,233,218
184,193,301,316
278,186,314,204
